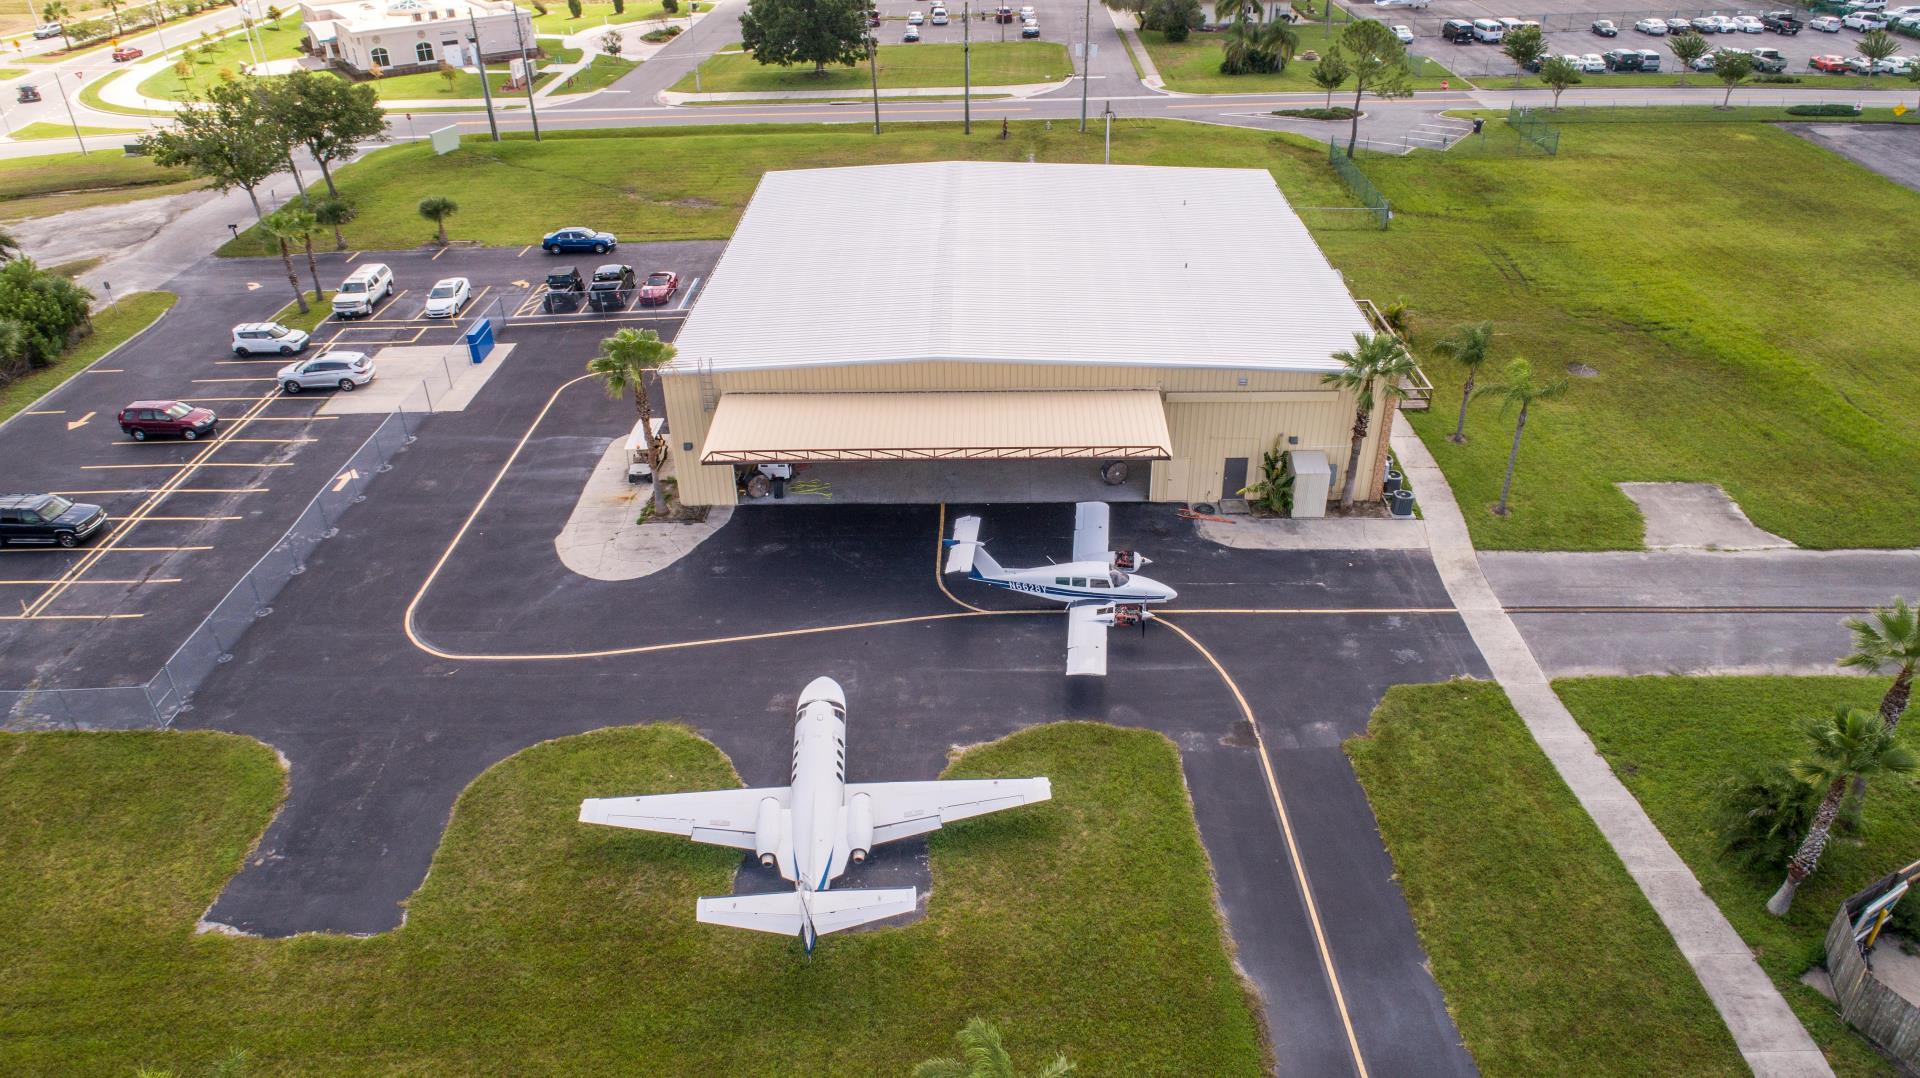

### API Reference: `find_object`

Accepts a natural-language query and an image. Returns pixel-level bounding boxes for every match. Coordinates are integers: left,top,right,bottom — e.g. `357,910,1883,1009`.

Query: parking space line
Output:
0,578,183,585
0,613,144,621
0,545,213,553
80,462,296,470
243,415,340,421
114,437,317,447
216,358,302,365
516,245,532,257
54,488,266,496
431,247,447,261
193,377,280,384
88,368,125,374
23,409,63,415
121,516,244,523
346,252,362,263
676,278,702,310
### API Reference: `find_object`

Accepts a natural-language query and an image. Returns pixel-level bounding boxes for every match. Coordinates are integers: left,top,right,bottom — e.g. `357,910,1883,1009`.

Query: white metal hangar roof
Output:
667,161,1372,375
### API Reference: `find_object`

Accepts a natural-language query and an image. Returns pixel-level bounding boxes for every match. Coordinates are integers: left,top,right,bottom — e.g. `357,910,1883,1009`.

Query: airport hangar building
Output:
660,160,1397,509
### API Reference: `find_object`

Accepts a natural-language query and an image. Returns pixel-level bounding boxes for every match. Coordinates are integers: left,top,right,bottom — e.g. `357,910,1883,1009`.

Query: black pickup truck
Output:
1762,10,1802,33
542,267,585,313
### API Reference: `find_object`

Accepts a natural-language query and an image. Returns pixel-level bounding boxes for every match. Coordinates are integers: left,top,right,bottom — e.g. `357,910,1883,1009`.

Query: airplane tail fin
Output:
697,887,918,953
943,515,1002,576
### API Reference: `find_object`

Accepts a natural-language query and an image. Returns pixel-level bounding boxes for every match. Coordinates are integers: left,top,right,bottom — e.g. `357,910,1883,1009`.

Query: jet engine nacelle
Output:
754,797,781,868
847,793,874,864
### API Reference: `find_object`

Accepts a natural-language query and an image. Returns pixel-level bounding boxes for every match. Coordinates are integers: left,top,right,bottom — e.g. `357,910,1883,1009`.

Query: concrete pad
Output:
318,342,515,416
1195,515,1427,551
1618,482,1793,551
1858,933,1920,1008
554,438,733,581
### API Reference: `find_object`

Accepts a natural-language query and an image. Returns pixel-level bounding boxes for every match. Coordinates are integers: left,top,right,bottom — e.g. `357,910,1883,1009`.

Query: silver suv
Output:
332,263,394,319
277,351,375,394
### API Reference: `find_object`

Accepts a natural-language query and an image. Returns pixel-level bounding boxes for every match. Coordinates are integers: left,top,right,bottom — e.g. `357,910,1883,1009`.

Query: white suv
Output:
231,321,310,356
332,263,394,319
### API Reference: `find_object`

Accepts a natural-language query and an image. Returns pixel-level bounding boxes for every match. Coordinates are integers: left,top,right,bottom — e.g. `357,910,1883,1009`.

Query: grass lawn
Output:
363,63,560,100
670,41,1071,93
0,291,175,425
539,36,584,64
0,66,24,79
1346,682,1747,1075
1557,676,1920,1075
0,149,202,221
269,290,338,335
218,119,1351,255
1138,26,1456,94
552,52,639,93
77,69,180,117
7,121,139,141
531,0,673,36
136,15,307,101
1319,115,1920,549
0,721,1268,1074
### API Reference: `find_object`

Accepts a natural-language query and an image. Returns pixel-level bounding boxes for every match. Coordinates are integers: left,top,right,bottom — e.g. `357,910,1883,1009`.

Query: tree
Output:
1310,47,1348,108
1141,0,1201,40
613,0,625,13
1322,331,1415,510
739,0,869,74
586,329,677,511
602,29,624,56
1337,18,1413,158
1501,24,1545,86
263,71,385,198
259,207,309,315
138,79,288,223
1539,54,1580,108
1857,28,1898,80
1906,55,1920,109
914,1018,1075,1078
1472,357,1568,516
1431,320,1493,444
312,196,355,251
104,0,125,34
1712,49,1752,108
1667,31,1707,88
418,196,458,245
1765,708,1919,916
1836,597,1920,811
41,0,74,50
0,227,20,264
438,60,458,91
174,58,194,84
567,0,582,17
267,201,325,302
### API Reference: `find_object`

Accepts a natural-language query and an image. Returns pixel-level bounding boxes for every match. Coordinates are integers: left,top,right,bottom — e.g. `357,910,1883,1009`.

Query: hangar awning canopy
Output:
701,390,1172,464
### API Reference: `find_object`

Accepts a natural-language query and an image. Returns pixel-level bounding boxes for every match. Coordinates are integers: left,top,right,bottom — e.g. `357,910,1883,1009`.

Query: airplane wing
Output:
697,887,918,945
844,776,1053,845
1071,502,1110,564
1065,601,1110,677
580,787,787,851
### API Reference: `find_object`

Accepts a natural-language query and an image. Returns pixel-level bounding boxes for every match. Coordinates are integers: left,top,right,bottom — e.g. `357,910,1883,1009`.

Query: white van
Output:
626,416,669,482
332,263,395,319
931,4,949,22
1472,18,1505,40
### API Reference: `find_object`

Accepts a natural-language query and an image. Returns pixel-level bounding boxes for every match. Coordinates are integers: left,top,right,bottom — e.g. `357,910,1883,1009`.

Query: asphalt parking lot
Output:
0,241,719,698
876,0,1077,53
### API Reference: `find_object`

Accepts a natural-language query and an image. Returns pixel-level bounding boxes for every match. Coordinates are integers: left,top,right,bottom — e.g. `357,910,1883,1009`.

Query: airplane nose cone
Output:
799,676,845,708
1161,584,1178,601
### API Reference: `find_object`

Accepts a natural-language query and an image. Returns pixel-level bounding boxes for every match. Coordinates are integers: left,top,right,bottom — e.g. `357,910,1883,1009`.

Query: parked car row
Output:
543,264,680,312
1528,48,1664,72
1809,51,1914,72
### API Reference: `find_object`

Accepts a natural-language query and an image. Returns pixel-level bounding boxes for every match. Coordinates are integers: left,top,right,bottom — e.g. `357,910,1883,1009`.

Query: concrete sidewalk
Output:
1391,413,1834,1078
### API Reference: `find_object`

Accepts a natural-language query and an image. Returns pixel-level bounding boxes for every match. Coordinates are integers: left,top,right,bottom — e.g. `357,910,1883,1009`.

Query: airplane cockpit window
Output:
1110,571,1130,587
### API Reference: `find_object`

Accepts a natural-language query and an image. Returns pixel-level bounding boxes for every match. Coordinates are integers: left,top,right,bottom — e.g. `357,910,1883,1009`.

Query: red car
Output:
637,270,680,307
111,45,144,62
118,399,217,441
1808,54,1849,73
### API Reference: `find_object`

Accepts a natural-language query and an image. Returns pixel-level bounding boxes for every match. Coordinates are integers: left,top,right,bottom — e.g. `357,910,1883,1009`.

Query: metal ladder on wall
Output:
698,356,718,413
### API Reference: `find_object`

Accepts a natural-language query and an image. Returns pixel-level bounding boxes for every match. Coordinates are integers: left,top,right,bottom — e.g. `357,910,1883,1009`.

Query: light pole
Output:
962,0,971,134
867,31,880,134
1102,99,1114,162
54,70,86,154
468,10,500,141
1078,0,1091,131
510,4,540,140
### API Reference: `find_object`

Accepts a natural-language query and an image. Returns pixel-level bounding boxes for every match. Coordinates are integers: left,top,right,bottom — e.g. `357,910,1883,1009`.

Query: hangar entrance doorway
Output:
702,389,1170,506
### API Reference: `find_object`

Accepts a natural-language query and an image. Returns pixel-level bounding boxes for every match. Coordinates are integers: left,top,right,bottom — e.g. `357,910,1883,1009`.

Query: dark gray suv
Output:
0,494,108,547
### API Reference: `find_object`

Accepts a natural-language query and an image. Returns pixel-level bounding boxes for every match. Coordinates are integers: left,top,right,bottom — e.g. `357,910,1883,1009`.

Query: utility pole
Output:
867,32,880,134
469,9,500,142
962,0,971,134
510,5,540,140
1077,0,1091,131
1102,99,1114,162
54,71,86,154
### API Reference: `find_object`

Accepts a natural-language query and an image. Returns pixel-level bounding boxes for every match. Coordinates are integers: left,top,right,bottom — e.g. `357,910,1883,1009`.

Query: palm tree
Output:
1471,357,1567,517
417,195,458,246
259,208,310,315
1321,331,1415,510
104,0,125,34
1843,599,1920,731
1256,17,1300,72
1765,707,1919,916
273,201,326,302
313,196,355,251
42,0,74,50
586,329,677,511
914,1018,1075,1078
1857,28,1898,81
1431,321,1494,444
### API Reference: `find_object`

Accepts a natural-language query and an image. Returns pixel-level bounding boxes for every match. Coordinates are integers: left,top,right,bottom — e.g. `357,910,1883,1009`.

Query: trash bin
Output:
463,317,494,364
1390,489,1415,517
1382,469,1402,495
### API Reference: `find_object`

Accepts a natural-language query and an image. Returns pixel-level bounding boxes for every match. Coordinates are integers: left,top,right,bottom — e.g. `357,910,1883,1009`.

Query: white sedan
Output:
1392,23,1414,43
1843,10,1889,28
1373,0,1431,8
1580,52,1606,72
1732,14,1764,31
1809,15,1844,30
907,9,924,22
1634,17,1668,34
423,276,470,318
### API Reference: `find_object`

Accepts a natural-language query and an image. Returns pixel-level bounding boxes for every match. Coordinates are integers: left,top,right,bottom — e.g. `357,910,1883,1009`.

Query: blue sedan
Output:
542,226,618,255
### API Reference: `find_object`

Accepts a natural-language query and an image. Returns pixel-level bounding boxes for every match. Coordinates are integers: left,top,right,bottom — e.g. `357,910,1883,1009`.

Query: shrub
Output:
1785,102,1861,116
566,0,582,17
0,260,93,374
662,0,679,11
1713,764,1819,873
1754,74,1800,83
1272,106,1358,120
612,0,624,12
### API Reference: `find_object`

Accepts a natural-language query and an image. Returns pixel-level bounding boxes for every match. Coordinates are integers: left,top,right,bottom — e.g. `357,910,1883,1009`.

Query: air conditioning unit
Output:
1285,450,1331,518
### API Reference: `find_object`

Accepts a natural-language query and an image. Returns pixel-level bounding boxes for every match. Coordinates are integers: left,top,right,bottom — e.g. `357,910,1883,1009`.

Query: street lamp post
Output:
1078,0,1091,131
54,70,86,154
962,0,970,134
468,10,500,141
867,31,880,135
510,4,540,140
1102,99,1114,162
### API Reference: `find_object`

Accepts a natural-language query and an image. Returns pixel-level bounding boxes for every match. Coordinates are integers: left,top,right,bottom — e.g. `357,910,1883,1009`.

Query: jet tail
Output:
942,515,1002,577
697,887,919,953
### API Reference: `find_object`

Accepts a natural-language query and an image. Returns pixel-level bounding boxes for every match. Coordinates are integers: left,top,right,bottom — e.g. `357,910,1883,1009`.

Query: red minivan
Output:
118,400,217,441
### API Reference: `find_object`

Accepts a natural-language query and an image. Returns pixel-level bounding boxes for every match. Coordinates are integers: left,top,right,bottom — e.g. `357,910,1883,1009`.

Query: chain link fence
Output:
1508,104,1564,153
1325,138,1393,228
2,380,439,732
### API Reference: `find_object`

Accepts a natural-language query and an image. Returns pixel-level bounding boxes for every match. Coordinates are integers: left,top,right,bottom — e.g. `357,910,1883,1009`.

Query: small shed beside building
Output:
660,160,1393,509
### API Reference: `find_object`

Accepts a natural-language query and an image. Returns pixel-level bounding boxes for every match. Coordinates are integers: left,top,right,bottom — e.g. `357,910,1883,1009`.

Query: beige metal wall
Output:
661,362,1388,507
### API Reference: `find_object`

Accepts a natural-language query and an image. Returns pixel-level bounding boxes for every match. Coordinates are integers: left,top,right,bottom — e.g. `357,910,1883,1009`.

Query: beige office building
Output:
661,161,1396,508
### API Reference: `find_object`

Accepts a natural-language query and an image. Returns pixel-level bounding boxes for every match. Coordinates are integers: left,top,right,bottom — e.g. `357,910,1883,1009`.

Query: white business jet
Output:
580,676,1051,953
944,502,1177,677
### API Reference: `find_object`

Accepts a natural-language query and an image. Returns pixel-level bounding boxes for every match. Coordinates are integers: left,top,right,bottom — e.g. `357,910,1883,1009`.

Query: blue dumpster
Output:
464,318,495,364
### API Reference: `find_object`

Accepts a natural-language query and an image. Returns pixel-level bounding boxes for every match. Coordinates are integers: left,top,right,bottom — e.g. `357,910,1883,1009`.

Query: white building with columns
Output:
301,0,535,75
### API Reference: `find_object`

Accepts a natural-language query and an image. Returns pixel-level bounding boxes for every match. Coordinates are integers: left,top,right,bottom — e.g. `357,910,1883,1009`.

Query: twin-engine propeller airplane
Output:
580,676,1051,953
944,502,1176,677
